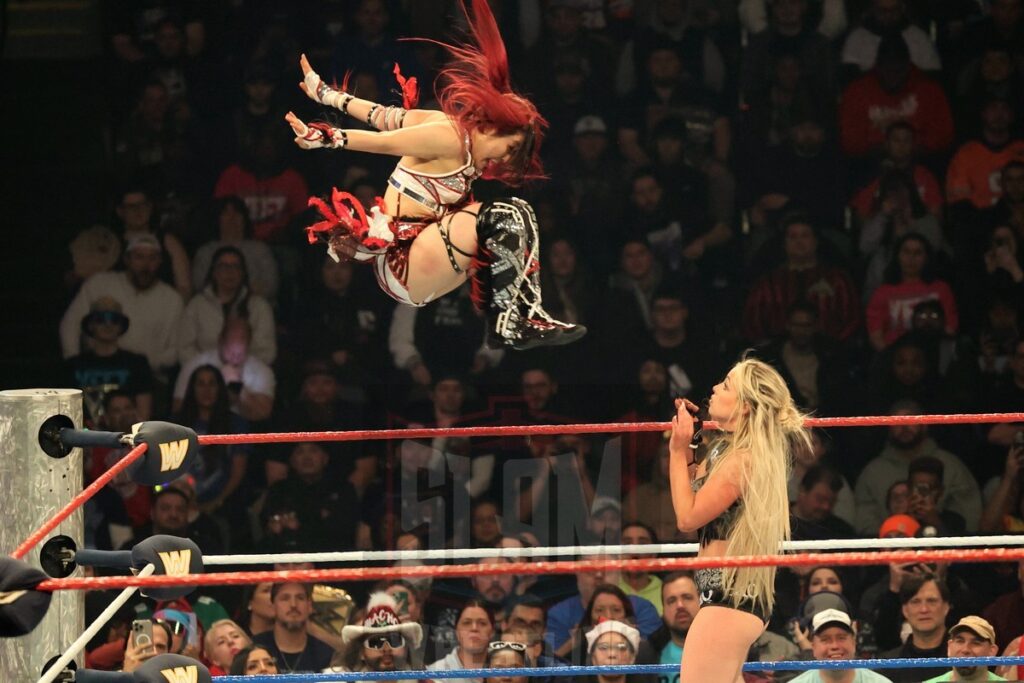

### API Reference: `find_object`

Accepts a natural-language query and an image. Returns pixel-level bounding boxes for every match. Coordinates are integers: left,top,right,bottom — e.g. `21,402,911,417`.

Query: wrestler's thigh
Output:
405,208,479,302
679,606,765,683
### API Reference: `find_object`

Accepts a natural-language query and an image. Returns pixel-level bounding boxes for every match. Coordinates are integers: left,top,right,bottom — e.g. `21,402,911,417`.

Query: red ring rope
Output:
196,412,1024,445
11,413,1023,560
34,547,1024,592
10,442,149,560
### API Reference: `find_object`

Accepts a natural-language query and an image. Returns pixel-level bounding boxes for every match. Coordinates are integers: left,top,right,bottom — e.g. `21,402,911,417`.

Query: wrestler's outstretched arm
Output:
285,111,461,160
298,54,443,130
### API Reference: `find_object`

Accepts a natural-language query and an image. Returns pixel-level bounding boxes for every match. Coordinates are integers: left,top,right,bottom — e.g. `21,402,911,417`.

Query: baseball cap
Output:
949,616,996,644
798,590,854,629
125,232,162,253
811,608,854,635
574,115,608,136
879,514,921,538
154,608,193,633
591,495,621,516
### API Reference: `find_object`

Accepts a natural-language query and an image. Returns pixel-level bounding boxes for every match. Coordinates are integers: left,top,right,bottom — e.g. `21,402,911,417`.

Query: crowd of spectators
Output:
59,0,1024,678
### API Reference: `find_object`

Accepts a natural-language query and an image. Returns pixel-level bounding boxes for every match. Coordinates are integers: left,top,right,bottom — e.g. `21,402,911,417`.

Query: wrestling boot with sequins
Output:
473,197,587,351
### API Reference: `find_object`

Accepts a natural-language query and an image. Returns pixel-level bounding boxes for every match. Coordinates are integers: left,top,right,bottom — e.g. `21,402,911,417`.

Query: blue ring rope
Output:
216,656,1024,681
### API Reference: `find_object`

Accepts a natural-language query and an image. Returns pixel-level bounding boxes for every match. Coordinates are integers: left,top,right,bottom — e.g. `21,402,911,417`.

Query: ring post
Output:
0,389,85,680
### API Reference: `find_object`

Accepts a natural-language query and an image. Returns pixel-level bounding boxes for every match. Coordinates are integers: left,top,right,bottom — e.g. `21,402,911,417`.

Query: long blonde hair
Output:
711,358,811,614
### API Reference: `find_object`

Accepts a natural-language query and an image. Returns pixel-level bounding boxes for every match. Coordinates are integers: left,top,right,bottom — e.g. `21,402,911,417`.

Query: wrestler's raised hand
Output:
669,398,696,457
285,111,329,150
680,397,700,417
299,53,347,109
298,53,321,102
285,110,309,138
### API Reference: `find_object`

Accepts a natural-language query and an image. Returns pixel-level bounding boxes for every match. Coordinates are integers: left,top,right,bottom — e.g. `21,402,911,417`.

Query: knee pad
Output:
475,197,535,250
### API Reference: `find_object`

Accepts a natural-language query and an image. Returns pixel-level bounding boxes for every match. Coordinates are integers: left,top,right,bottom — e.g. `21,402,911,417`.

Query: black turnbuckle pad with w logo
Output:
126,422,200,486
43,420,199,486
73,536,203,600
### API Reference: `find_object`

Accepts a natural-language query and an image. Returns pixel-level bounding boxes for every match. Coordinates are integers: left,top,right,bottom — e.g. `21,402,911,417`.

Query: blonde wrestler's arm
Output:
285,111,462,160
996,637,1021,680
668,399,743,532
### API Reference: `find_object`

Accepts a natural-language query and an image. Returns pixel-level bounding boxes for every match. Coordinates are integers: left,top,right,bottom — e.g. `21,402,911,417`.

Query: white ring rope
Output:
37,563,156,683
201,535,1024,566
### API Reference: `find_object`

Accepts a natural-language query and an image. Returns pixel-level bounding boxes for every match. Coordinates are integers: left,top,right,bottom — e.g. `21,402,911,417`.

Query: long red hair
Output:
420,0,546,184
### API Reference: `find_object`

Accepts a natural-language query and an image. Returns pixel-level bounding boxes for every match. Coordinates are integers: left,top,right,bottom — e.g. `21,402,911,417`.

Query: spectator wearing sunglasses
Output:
327,592,424,680
152,608,198,658
428,600,496,683
484,640,532,683
253,582,334,673
66,295,154,424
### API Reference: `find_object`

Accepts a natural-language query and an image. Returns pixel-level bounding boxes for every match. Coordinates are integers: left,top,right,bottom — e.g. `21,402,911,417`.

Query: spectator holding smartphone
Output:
979,433,1024,533
123,619,172,672
152,608,198,658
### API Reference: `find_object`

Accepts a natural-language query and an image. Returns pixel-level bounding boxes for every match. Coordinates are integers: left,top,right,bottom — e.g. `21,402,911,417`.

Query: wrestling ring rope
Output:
4,408,1021,682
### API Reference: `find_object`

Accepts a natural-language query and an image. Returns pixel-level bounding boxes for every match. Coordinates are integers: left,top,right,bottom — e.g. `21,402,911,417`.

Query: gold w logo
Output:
157,549,192,576
0,590,27,605
158,439,190,471
160,665,198,683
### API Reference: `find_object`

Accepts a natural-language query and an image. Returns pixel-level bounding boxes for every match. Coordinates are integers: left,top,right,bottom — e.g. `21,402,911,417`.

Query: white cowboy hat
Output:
341,592,423,648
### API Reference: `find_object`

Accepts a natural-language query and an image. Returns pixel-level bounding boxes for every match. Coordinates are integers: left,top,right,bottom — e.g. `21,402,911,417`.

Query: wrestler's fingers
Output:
285,111,307,135
300,53,313,75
